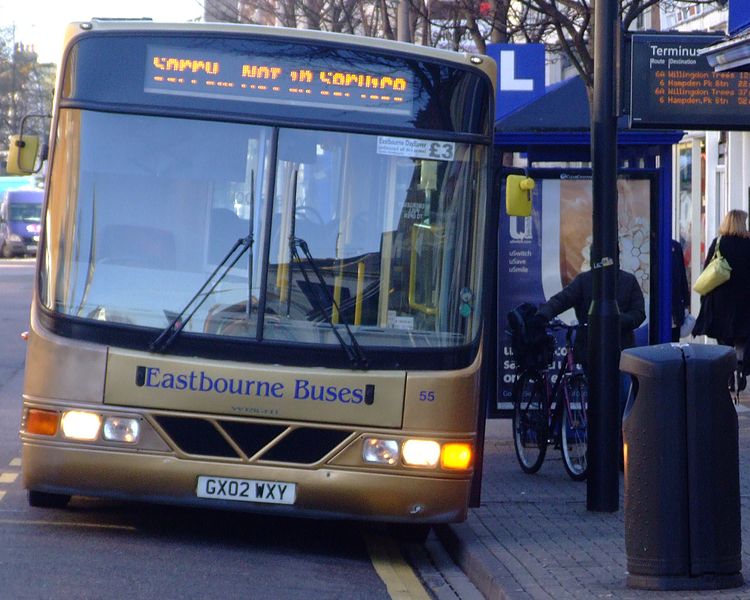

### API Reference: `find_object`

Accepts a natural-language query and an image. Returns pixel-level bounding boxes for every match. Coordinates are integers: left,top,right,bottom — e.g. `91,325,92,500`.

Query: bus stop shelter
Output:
489,75,683,417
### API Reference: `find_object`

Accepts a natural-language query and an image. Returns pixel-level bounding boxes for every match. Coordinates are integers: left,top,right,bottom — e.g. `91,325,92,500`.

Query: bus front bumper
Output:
21,442,470,524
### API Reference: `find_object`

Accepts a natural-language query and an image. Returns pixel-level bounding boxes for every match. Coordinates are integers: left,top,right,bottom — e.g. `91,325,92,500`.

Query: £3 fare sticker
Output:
377,136,456,161
427,141,455,160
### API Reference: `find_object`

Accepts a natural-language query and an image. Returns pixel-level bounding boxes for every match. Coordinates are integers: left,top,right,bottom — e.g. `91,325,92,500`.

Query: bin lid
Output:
621,343,736,377
681,343,735,363
620,343,684,377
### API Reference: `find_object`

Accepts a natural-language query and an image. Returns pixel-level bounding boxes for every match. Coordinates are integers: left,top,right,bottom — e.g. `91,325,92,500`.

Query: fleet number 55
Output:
419,390,435,402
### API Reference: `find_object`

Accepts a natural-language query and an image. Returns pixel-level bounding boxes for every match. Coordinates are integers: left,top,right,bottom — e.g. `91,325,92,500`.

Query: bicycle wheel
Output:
512,371,548,474
561,374,588,481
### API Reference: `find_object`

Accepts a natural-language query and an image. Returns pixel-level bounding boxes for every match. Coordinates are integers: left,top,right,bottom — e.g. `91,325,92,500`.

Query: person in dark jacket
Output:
692,209,750,388
536,268,647,365
537,267,646,467
671,239,691,342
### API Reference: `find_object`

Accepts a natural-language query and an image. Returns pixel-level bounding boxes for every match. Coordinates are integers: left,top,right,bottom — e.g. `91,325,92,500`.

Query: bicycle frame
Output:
544,324,583,442
511,320,588,480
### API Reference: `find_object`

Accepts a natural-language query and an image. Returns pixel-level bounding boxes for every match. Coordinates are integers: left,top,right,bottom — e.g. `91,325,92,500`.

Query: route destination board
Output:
630,33,750,130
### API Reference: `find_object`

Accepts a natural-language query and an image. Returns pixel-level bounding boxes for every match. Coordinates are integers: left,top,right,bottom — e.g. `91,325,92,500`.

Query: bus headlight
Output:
103,416,141,443
441,443,473,470
362,437,399,465
60,410,101,441
402,439,440,467
7,233,22,243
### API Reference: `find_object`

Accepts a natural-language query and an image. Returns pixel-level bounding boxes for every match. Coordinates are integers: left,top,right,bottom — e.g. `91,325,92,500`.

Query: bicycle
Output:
511,319,589,481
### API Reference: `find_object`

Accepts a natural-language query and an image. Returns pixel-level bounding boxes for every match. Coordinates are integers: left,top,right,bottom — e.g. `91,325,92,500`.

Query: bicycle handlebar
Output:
545,319,587,363
546,318,587,332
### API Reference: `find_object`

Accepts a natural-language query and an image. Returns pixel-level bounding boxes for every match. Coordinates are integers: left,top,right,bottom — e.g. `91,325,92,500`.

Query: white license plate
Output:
196,476,296,505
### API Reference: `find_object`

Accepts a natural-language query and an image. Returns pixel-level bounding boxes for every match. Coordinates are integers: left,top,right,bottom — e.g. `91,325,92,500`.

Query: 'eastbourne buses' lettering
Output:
138,366,284,398
294,379,364,403
136,366,366,404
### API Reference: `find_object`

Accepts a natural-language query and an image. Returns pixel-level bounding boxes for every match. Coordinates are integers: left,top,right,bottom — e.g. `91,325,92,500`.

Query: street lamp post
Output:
587,0,621,512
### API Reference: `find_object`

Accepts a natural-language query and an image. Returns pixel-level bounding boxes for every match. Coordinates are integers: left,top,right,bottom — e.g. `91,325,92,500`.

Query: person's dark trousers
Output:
718,337,749,391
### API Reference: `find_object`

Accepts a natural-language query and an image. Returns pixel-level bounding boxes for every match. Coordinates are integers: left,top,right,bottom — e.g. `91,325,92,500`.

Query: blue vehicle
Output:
0,189,43,258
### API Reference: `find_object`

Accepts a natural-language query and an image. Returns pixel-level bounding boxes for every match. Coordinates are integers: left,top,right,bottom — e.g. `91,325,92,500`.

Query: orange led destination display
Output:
630,33,750,130
145,46,414,115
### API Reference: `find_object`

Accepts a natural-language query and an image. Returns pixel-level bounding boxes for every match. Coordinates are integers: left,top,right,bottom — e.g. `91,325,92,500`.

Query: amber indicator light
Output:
441,443,472,470
27,409,59,436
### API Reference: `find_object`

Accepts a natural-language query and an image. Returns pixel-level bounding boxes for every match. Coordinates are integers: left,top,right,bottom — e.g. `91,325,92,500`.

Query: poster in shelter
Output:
496,176,651,414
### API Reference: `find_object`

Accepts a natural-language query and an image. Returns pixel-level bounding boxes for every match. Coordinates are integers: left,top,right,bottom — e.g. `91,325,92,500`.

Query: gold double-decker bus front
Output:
20,21,496,531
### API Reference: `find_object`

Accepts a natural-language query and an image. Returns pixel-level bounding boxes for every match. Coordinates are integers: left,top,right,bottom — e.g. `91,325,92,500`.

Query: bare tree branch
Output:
203,0,728,102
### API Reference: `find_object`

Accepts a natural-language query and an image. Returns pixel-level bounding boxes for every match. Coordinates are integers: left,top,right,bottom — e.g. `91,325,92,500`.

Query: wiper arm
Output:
150,235,253,353
290,237,368,370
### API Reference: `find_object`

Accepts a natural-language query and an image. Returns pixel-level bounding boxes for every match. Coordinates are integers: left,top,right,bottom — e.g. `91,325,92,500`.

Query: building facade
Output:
657,3,747,324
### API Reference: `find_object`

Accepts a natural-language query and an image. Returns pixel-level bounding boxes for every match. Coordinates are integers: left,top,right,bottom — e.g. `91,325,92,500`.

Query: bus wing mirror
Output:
505,175,535,217
7,134,40,175
6,113,52,175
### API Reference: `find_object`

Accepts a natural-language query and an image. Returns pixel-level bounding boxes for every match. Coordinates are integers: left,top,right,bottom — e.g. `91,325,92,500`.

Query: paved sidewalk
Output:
437,401,750,599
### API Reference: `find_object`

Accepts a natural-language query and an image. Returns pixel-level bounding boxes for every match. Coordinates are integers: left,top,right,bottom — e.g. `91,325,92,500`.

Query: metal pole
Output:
587,0,621,512
397,0,412,43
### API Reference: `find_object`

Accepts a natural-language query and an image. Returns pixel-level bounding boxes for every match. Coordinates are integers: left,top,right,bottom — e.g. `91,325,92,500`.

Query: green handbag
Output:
693,236,731,295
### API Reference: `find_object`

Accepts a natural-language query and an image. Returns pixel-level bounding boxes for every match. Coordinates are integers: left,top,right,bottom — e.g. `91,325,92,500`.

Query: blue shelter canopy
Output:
494,76,683,163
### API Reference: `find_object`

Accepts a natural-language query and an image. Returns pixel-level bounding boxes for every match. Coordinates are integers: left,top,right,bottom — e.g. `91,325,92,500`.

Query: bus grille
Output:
153,415,353,464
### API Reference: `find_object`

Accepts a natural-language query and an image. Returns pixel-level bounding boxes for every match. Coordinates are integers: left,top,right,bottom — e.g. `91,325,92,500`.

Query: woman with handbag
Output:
693,209,750,390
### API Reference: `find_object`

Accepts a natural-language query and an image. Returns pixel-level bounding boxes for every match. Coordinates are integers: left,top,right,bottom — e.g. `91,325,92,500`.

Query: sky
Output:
2,0,204,63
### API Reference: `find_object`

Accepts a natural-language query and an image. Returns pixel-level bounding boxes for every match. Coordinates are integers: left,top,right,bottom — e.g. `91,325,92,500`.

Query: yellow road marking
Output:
0,473,19,484
0,492,5,502
0,518,136,531
365,533,431,600
9,458,21,467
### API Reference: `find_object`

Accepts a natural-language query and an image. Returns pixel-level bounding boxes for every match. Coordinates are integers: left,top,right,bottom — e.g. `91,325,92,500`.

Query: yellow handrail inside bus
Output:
333,270,342,324
408,223,442,317
277,262,289,303
355,260,365,326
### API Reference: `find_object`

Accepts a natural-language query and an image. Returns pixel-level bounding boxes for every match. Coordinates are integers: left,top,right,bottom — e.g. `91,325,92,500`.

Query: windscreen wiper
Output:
150,235,253,353
290,237,368,370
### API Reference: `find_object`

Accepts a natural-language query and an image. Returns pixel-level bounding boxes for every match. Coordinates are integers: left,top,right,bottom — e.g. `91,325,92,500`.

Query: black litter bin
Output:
620,343,743,590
